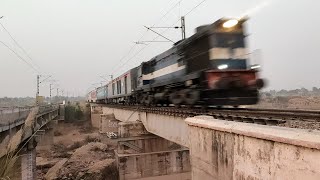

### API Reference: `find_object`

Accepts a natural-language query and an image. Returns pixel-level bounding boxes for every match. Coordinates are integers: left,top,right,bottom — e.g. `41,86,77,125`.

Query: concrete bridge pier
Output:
97,111,191,180
116,121,191,180
98,106,320,180
21,141,37,180
36,120,57,150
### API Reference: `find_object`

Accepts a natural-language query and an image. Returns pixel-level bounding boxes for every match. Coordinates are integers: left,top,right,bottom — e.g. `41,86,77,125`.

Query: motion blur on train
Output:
87,18,265,107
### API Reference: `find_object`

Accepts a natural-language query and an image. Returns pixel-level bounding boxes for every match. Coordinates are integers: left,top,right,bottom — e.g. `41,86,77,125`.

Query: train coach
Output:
89,17,265,107
105,69,139,104
87,90,97,103
96,85,107,103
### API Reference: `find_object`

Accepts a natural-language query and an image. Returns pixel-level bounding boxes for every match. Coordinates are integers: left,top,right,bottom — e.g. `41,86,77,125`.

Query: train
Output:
88,18,265,107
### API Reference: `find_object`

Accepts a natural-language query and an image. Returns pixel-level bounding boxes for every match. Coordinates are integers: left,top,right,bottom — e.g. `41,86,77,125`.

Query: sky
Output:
0,0,319,97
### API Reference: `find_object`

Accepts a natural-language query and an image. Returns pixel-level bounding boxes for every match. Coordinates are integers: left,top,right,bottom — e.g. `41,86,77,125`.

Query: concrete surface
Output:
118,121,150,138
99,106,320,180
137,172,191,180
117,149,190,180
90,113,101,129
21,148,36,180
107,109,191,180
102,107,189,147
186,116,320,180
100,114,119,134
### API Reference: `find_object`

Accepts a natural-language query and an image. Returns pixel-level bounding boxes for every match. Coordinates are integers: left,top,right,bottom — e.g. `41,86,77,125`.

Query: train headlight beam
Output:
223,19,239,28
218,64,228,70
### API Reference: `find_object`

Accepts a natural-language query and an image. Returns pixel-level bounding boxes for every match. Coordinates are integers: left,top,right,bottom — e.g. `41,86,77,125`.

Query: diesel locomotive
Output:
88,18,265,106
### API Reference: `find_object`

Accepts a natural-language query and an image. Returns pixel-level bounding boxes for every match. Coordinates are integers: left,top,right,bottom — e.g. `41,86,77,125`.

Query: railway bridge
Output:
91,104,320,180
0,105,61,179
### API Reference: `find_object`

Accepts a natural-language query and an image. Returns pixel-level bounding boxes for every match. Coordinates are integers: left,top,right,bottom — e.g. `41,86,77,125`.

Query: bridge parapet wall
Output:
186,116,320,180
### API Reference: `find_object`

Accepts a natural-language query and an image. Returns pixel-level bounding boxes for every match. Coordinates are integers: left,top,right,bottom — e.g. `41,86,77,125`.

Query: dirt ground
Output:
36,120,118,180
252,96,320,110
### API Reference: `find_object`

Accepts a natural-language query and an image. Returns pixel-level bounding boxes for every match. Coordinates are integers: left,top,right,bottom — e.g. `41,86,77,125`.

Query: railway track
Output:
102,104,320,126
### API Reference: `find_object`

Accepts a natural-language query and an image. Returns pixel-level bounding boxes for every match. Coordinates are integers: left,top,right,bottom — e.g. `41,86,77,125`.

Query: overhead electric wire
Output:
0,22,41,71
0,20,60,98
111,0,207,75
0,40,39,73
115,45,149,73
109,0,183,76
185,0,207,16
143,26,175,43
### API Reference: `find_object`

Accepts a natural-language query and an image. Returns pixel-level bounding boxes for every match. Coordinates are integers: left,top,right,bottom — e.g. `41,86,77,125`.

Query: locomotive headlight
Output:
223,19,239,28
218,64,228,70
250,64,261,70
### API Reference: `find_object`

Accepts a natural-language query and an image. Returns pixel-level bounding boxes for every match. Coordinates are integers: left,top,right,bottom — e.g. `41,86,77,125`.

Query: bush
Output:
85,136,101,143
54,131,62,136
65,102,84,121
101,163,119,180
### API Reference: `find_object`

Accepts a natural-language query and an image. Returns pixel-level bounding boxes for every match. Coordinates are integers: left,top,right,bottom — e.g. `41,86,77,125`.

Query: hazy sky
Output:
0,0,319,97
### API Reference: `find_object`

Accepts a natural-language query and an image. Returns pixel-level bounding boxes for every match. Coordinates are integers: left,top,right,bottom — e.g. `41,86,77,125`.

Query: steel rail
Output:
100,104,320,126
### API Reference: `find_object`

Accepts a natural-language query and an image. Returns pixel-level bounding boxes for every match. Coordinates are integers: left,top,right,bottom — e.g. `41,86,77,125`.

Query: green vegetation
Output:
0,97,85,107
65,102,87,121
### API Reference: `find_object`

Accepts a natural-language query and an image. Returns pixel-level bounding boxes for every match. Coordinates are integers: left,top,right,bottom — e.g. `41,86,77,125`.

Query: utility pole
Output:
181,16,186,40
36,75,40,105
142,16,186,43
50,84,52,104
57,88,59,97
49,84,55,104
36,75,52,106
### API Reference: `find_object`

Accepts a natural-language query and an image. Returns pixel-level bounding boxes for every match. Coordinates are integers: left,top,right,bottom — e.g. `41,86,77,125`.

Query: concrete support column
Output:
21,148,36,180
90,105,103,129
118,121,149,138
115,121,191,180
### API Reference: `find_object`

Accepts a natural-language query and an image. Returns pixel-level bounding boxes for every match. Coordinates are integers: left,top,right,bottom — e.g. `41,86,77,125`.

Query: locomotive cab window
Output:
209,33,247,70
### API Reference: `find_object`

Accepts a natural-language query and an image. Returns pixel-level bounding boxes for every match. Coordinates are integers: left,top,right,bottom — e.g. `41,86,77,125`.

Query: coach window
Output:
116,81,119,94
112,83,115,95
124,76,128,94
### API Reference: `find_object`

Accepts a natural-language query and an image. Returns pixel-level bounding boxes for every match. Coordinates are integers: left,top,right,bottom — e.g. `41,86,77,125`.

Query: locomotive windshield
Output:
209,31,248,70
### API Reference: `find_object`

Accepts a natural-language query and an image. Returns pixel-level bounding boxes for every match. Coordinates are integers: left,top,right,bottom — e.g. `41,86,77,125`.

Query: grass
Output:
0,152,19,180
0,107,39,179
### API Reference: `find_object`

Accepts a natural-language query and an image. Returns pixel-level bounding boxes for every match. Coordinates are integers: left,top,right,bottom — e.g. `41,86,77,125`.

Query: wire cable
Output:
109,0,184,76
117,0,207,71
0,40,39,73
0,22,41,72
184,0,207,16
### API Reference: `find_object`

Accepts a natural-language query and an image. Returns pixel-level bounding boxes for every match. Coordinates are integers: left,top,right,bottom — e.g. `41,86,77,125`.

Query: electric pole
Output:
36,75,40,105
181,16,186,40
49,84,55,104
142,16,186,43
36,75,52,105
50,84,51,104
